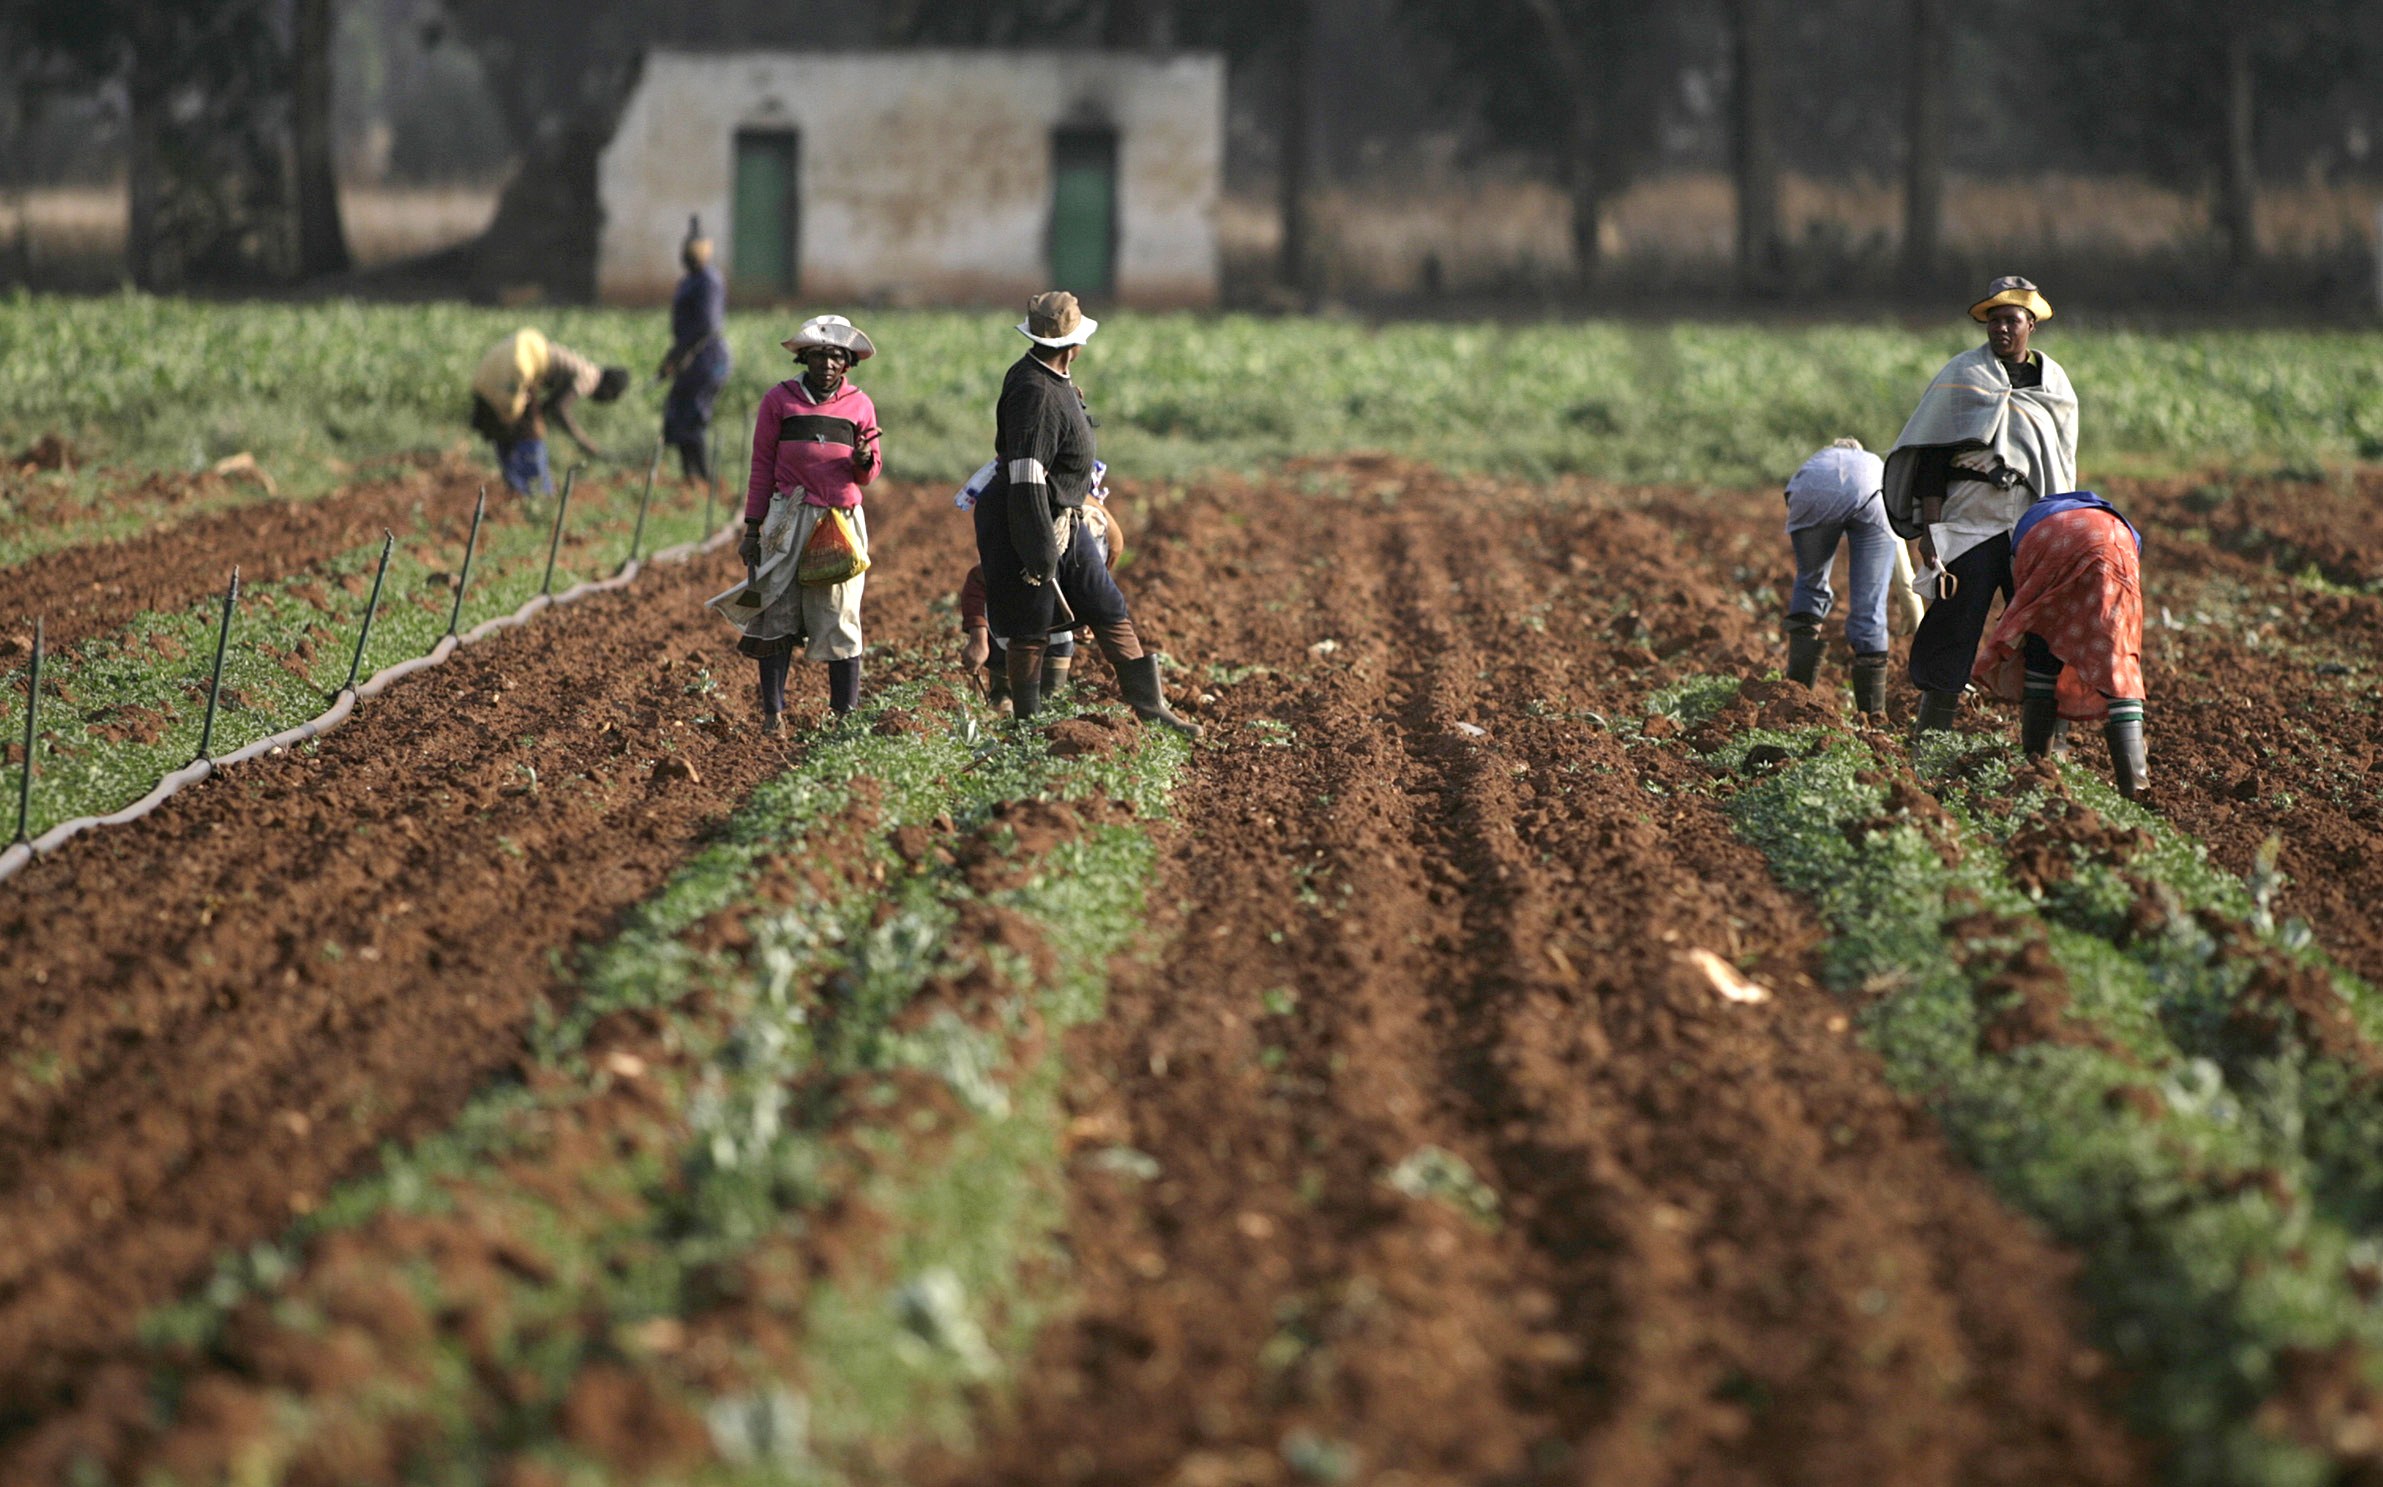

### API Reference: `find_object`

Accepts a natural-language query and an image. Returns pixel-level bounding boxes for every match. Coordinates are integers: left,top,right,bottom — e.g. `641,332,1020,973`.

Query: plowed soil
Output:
8,452,2383,1481
0,485,977,1440
956,463,2150,1486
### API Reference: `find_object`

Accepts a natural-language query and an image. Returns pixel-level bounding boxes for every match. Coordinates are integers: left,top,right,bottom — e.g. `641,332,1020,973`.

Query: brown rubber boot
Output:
1006,640,1046,722
1043,654,1074,696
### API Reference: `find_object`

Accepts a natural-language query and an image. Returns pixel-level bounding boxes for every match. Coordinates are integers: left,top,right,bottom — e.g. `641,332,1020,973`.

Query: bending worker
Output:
971,291,1199,734
657,216,731,483
1971,491,2148,798
468,327,628,496
1779,437,1922,716
1882,276,2079,731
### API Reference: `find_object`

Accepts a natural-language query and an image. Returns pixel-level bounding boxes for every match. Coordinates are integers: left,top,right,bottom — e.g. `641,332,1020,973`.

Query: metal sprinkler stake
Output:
703,422,719,538
541,464,579,596
445,487,488,638
12,617,41,846
339,530,396,696
194,568,241,763
628,439,661,565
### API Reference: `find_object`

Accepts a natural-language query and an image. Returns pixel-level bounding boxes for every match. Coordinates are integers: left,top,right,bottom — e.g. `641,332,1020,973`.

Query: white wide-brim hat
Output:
780,314,875,361
1017,290,1098,348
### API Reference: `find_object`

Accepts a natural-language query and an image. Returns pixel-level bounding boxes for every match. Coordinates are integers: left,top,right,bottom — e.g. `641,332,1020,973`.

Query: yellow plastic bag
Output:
796,507,870,586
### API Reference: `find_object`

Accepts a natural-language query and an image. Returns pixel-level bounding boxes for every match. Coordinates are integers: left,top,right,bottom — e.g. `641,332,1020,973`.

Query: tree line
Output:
4,0,2376,294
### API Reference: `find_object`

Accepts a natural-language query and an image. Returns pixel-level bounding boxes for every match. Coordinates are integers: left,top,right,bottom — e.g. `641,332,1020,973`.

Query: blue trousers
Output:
1788,515,1895,655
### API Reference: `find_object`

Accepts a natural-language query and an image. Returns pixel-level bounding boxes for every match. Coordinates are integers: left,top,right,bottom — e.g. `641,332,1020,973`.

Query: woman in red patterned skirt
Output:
1971,491,2147,797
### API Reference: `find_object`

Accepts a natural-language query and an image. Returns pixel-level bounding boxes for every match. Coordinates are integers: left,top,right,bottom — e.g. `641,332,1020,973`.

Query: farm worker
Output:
973,291,1199,734
1881,275,2079,732
1970,491,2148,797
959,462,1123,713
1779,437,1922,716
468,328,629,496
723,314,881,732
656,215,732,483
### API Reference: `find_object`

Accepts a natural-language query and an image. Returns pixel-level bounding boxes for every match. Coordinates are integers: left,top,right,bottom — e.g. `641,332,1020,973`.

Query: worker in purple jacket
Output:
656,216,731,483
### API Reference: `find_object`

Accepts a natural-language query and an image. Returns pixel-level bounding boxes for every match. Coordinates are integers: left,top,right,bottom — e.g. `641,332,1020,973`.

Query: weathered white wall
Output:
597,50,1222,307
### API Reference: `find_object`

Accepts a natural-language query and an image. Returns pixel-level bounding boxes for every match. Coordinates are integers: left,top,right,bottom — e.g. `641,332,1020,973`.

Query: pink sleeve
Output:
745,387,781,522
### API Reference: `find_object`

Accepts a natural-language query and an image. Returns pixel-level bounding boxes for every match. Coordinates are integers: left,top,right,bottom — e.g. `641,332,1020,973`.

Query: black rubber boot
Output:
827,657,861,716
2106,718,2149,799
1006,641,1045,722
1914,688,1961,732
984,656,1011,714
1109,653,1202,736
1850,652,1889,716
1785,615,1824,687
757,652,791,733
2020,696,2061,757
1043,655,1074,696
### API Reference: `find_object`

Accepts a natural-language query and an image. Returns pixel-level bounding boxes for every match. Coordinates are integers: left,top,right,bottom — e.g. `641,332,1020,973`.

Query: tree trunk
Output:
2216,19,2258,274
1564,110,1602,289
1900,0,1946,291
125,41,168,290
292,0,352,277
1730,0,1782,295
1277,0,1315,301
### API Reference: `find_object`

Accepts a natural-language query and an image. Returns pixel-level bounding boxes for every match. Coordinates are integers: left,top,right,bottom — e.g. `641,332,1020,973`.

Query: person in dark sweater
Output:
657,216,731,483
972,291,1198,734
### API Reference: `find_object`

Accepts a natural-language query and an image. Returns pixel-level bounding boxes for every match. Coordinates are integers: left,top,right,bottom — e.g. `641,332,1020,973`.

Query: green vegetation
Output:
1703,706,2383,1486
5,292,2381,496
0,469,714,838
128,683,1189,1484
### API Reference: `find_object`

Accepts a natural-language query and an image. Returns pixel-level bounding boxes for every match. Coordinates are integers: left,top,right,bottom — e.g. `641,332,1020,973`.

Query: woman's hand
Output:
738,524,763,568
963,627,989,669
852,427,879,475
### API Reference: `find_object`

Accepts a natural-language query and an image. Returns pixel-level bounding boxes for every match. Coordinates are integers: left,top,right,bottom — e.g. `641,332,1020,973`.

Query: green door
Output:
1050,128,1117,296
732,129,799,296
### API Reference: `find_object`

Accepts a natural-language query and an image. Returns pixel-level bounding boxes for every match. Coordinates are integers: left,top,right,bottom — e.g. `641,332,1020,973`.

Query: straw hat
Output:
780,314,875,361
1018,290,1098,348
1969,275,2054,323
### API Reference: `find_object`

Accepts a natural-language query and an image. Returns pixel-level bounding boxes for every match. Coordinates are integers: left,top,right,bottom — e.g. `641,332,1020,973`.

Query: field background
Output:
6,294,2383,505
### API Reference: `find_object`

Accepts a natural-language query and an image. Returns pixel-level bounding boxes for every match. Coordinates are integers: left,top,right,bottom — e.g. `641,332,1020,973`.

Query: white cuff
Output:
1007,458,1048,486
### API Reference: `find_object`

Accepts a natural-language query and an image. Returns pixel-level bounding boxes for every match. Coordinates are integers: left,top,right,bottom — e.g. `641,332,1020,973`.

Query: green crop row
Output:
1692,689,2383,1486
5,291,2382,496
104,684,1189,1486
0,469,717,840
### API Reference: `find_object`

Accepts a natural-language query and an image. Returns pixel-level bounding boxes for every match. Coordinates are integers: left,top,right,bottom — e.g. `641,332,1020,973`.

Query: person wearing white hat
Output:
1881,274,2079,732
971,291,1199,735
656,215,731,482
726,314,883,730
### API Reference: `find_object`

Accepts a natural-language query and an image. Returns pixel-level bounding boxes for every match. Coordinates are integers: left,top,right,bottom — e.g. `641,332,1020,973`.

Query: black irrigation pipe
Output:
445,486,488,639
11,618,40,847
339,531,397,697
540,464,580,597
192,568,241,764
0,508,744,887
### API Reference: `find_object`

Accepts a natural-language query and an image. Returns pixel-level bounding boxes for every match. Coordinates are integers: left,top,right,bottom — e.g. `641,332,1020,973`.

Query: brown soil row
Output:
958,462,2148,1486
0,483,979,1441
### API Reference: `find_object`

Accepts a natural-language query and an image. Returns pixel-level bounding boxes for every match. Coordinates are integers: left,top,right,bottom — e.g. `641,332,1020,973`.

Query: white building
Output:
596,49,1224,308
